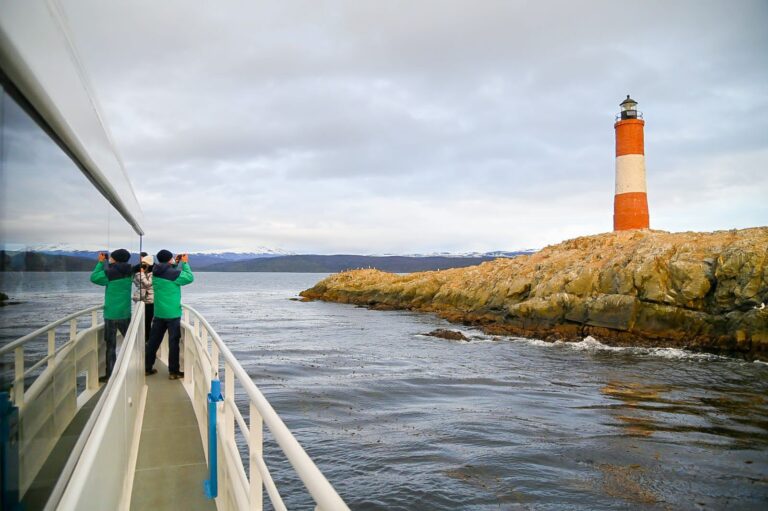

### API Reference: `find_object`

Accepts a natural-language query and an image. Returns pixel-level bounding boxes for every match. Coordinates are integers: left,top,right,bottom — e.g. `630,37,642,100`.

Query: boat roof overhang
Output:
0,0,144,236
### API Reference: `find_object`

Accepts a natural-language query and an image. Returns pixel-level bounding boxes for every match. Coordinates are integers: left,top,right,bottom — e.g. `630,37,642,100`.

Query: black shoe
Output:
98,375,110,383
145,368,158,376
169,371,184,380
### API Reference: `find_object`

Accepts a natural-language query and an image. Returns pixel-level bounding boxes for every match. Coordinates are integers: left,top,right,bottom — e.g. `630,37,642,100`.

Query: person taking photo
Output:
145,250,194,379
90,249,133,381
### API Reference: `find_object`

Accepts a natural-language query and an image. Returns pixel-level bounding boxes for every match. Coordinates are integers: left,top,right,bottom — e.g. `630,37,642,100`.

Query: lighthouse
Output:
613,95,649,230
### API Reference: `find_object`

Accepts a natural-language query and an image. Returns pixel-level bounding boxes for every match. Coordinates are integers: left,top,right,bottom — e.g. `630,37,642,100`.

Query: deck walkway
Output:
130,362,215,510
22,387,105,509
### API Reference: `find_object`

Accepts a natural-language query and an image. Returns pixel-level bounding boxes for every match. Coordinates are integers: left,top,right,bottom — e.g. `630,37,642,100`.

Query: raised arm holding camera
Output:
145,249,194,379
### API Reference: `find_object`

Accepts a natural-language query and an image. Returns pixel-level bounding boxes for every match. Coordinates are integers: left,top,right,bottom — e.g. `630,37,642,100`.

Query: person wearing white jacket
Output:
133,253,155,344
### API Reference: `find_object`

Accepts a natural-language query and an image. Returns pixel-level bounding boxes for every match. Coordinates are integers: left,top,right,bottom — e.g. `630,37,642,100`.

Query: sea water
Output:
1,272,767,510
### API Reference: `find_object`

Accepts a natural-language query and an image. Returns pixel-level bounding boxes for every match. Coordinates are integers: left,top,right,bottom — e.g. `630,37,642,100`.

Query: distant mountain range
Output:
0,249,536,273
1,250,96,272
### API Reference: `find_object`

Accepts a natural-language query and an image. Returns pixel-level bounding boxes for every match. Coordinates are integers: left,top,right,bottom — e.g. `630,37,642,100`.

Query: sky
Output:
55,0,768,254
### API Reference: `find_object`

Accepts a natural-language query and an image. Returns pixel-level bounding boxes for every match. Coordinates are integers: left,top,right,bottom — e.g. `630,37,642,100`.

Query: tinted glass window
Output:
0,84,140,384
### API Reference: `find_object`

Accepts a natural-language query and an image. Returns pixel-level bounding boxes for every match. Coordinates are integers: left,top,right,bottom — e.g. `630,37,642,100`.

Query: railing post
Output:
211,342,219,380
184,326,192,387
91,309,98,328
249,403,263,511
224,363,235,440
47,330,56,369
223,363,235,504
86,330,99,391
13,348,24,408
69,319,77,343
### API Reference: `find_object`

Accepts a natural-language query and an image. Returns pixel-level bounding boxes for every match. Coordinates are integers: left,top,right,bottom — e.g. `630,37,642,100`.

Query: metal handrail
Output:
182,304,349,511
223,398,287,509
45,303,145,511
52,303,145,510
0,304,101,356
1,303,105,499
2,304,102,410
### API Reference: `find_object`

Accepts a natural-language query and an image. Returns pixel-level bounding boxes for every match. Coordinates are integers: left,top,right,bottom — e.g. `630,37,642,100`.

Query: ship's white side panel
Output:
0,0,143,234
55,305,146,511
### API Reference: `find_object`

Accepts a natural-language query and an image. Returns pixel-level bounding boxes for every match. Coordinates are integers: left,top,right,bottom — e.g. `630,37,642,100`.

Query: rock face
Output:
300,228,768,360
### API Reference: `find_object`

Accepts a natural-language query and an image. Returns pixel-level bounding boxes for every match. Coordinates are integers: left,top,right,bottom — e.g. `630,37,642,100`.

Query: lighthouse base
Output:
614,191,649,231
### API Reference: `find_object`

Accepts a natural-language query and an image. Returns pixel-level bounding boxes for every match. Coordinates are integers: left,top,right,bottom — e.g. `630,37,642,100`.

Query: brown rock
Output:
299,228,768,361
425,329,469,341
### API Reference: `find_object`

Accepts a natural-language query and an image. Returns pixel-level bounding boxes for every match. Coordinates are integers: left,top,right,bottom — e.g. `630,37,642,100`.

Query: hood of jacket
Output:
153,262,182,281
105,262,133,281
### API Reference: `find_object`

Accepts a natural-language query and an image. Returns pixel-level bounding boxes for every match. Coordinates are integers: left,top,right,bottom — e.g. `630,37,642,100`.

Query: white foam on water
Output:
507,336,552,348
508,335,730,361
560,336,625,352
467,336,498,344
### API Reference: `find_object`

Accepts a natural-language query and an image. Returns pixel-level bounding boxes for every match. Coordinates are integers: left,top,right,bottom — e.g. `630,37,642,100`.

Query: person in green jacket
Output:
90,249,134,381
145,249,194,379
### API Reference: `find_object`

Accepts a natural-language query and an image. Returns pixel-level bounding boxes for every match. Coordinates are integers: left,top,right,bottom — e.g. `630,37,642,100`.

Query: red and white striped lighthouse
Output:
613,95,649,230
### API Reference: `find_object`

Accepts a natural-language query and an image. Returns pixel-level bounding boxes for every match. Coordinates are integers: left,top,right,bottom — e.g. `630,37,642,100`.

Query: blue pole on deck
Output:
203,380,224,499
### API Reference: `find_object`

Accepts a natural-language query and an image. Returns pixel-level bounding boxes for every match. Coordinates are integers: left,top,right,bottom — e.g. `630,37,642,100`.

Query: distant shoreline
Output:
1,253,530,273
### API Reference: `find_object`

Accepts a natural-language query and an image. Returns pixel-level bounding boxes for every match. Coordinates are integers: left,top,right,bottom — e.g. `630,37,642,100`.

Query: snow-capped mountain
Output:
22,246,293,268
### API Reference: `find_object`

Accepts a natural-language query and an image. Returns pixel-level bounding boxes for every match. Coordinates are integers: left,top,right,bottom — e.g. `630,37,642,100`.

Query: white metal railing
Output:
54,302,146,511
179,304,350,511
0,304,103,496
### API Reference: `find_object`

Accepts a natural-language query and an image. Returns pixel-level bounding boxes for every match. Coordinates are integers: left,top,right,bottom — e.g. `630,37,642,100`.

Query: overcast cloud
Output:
57,0,768,254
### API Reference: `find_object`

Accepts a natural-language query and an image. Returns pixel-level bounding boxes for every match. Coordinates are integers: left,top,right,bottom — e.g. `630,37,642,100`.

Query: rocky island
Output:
301,228,768,361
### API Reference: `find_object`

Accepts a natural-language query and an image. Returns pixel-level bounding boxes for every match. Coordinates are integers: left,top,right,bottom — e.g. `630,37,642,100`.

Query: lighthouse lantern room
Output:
613,95,650,230
619,95,639,119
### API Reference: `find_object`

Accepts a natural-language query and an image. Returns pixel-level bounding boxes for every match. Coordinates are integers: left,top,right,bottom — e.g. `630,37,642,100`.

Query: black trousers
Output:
144,303,154,345
146,317,181,374
104,318,129,378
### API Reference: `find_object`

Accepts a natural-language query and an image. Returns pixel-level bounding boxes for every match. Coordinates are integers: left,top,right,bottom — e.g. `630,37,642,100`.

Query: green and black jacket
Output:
152,262,194,319
90,261,133,320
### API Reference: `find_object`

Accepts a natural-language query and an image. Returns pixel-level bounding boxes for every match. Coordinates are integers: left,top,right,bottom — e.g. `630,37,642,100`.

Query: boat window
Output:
0,83,140,371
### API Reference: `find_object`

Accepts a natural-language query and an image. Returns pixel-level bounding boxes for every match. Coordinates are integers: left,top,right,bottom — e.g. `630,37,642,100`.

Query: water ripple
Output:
2,272,767,509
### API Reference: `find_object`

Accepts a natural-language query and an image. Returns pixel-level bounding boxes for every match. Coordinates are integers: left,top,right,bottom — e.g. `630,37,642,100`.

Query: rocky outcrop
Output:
300,228,768,360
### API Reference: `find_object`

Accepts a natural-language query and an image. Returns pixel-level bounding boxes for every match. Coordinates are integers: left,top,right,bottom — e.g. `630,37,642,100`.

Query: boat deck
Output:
22,387,105,510
130,362,215,510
